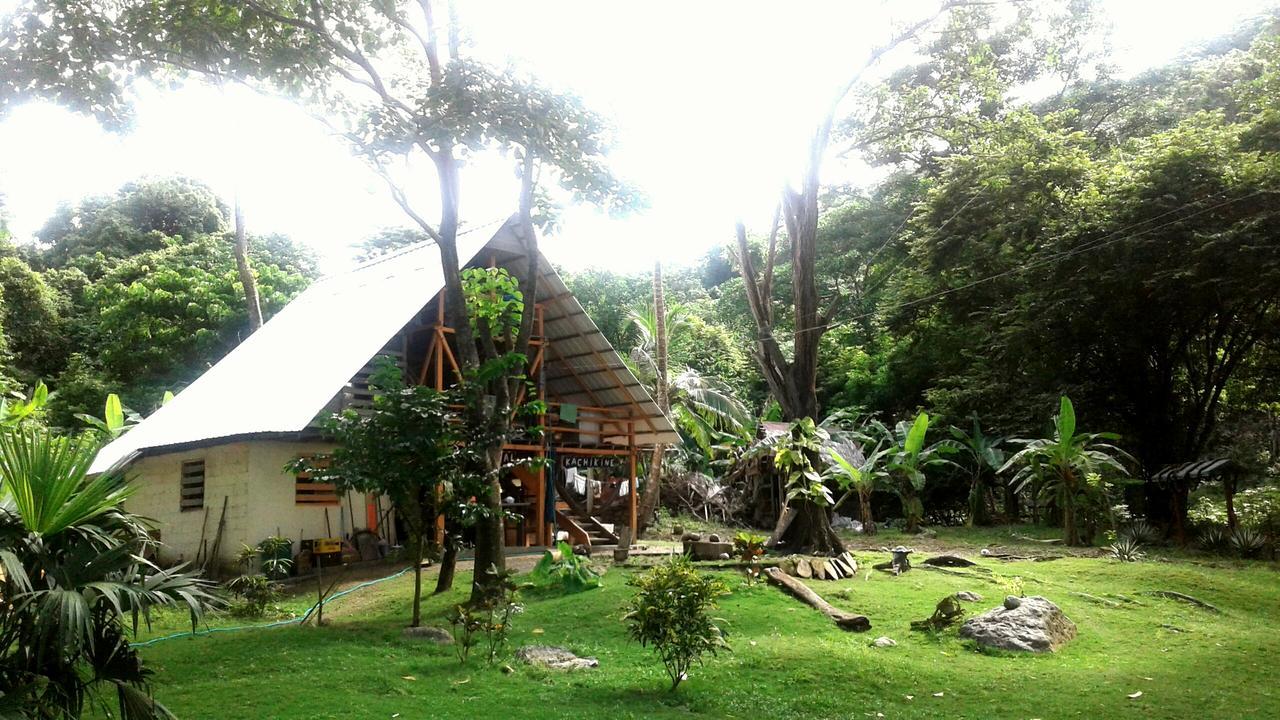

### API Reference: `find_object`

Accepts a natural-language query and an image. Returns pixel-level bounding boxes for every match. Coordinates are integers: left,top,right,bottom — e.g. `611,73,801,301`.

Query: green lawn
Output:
124,528,1280,719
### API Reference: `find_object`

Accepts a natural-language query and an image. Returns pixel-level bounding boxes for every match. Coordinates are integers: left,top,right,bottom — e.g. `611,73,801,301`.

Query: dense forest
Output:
0,4,1276,535
565,7,1280,533
0,178,317,427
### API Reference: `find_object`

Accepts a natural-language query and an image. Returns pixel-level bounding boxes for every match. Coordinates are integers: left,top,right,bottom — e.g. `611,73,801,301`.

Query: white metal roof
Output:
91,219,676,474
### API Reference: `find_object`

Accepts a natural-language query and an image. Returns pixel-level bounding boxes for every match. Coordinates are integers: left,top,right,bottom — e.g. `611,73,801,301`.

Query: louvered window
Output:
180,460,205,512
295,456,339,506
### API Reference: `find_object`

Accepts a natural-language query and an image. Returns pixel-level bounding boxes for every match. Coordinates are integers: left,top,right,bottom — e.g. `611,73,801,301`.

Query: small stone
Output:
572,543,591,557
515,645,599,670
708,533,721,543
718,552,731,560
956,591,983,603
1003,595,1022,610
401,626,453,644
872,636,897,648
501,664,514,674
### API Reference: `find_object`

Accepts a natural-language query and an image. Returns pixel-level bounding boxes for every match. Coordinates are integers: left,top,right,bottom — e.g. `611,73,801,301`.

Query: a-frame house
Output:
90,218,677,567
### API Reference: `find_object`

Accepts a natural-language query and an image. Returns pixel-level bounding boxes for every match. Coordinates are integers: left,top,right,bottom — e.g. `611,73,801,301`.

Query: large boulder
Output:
959,596,1077,653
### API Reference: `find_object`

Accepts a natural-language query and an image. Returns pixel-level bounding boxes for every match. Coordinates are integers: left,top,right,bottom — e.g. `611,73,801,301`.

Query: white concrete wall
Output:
122,439,378,568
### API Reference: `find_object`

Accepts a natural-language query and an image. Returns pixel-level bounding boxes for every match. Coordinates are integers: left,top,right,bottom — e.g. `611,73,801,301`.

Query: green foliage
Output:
0,426,219,719
1191,484,1280,531
950,416,1006,526
774,418,832,506
0,381,47,428
448,566,524,665
1108,536,1145,562
865,412,958,533
1002,397,1132,545
623,556,729,690
732,532,767,583
530,541,602,593
461,267,524,339
225,573,284,618
74,392,140,440
1228,526,1267,558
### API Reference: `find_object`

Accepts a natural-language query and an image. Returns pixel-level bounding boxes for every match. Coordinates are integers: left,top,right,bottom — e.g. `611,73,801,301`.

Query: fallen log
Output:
1148,590,1221,613
764,567,870,632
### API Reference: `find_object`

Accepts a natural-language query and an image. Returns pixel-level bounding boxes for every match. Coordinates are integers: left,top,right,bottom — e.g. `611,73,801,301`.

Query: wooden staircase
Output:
556,510,619,548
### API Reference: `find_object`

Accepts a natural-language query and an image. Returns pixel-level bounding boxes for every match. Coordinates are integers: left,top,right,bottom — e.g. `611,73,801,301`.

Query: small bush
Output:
1197,525,1229,553
449,565,524,665
225,574,283,618
732,532,767,583
1229,526,1266,558
1121,520,1161,545
1108,536,1145,562
623,556,729,690
530,541,602,592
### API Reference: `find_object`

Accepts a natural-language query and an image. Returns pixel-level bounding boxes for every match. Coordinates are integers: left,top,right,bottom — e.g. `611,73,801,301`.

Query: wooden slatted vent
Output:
179,460,205,512
342,351,405,414
295,456,339,506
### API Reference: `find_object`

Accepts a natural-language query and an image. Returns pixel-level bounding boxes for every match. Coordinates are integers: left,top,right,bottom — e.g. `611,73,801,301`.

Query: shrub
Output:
1229,526,1266,559
1197,525,1229,553
225,573,284,617
732,532,768,583
1121,520,1161,545
1108,536,1145,562
623,556,729,690
530,541,602,592
449,565,524,665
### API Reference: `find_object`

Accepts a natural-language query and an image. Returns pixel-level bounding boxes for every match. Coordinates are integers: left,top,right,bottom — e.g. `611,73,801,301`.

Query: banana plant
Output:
1000,396,1132,546
75,393,141,441
950,415,1006,527
0,381,48,428
826,438,888,535
871,412,959,533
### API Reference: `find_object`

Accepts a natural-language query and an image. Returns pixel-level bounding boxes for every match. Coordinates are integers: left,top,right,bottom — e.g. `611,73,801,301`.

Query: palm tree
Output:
1000,396,1132,546
668,369,753,459
628,266,688,534
0,427,218,719
950,416,1005,527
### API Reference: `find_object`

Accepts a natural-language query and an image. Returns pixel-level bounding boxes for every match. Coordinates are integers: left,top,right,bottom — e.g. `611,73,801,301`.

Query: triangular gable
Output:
91,220,678,473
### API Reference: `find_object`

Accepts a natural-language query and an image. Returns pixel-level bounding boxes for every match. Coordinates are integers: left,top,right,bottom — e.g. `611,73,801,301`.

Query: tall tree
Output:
233,196,264,332
642,263,669,534
732,2,965,552
0,1,634,602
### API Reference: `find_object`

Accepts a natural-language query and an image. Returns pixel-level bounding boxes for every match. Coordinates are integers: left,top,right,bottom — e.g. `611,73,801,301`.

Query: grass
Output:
120,526,1280,719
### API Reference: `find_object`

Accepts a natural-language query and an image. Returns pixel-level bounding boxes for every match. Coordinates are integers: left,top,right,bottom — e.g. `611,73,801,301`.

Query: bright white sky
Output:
0,0,1273,274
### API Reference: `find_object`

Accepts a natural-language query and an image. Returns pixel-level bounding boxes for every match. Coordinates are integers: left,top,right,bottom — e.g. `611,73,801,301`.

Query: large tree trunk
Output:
638,262,668,535
434,531,458,594
771,498,844,555
233,197,264,332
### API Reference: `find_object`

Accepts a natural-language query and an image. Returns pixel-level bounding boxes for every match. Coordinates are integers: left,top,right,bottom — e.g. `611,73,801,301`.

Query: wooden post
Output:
628,420,637,542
